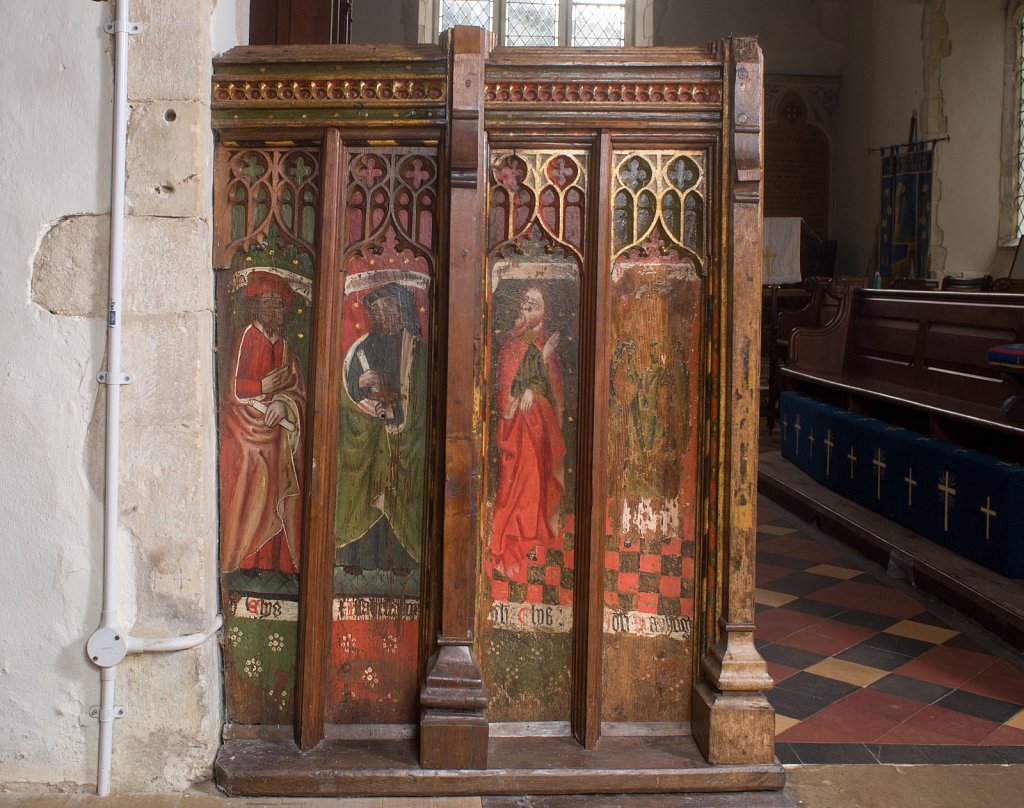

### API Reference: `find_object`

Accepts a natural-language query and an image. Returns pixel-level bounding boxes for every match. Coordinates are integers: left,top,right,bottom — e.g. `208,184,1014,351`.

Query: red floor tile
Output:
980,723,1024,746
834,687,925,723
780,619,877,657
895,645,999,689
766,661,800,685
959,661,1024,705
753,607,825,642
776,699,902,743
877,704,1002,745
808,580,924,619
758,506,785,523
756,562,799,585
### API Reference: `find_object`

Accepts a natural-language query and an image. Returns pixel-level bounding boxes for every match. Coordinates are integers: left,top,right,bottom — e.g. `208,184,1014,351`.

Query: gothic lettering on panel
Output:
602,150,705,721
216,146,320,724
479,149,584,721
330,148,437,723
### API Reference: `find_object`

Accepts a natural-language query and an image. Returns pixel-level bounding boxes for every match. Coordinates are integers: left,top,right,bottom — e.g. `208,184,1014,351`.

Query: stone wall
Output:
1,0,243,792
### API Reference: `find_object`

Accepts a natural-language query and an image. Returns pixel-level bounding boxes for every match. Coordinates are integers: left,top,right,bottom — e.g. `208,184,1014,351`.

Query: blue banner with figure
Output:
879,144,934,279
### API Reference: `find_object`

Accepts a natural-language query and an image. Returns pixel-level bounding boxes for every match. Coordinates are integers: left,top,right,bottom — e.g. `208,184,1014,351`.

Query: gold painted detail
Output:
212,78,447,106
485,82,722,105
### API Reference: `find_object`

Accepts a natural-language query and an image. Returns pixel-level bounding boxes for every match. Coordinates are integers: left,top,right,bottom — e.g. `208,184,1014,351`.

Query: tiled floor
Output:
756,496,1024,764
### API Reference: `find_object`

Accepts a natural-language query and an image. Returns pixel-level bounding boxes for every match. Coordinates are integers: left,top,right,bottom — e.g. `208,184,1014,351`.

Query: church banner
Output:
879,144,934,279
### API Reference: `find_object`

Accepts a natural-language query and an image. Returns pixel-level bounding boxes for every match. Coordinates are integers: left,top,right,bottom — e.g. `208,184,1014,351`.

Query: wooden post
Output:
294,128,345,751
419,26,491,770
691,35,777,766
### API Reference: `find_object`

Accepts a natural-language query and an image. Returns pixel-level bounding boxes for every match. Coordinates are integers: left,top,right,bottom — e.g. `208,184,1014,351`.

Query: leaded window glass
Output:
439,0,628,47
441,0,493,32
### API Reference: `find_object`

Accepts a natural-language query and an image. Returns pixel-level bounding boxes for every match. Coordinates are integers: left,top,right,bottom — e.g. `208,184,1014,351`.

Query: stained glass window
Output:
439,0,628,47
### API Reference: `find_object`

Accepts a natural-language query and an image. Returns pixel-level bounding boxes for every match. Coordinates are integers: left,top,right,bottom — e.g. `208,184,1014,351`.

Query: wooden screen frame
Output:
212,30,779,796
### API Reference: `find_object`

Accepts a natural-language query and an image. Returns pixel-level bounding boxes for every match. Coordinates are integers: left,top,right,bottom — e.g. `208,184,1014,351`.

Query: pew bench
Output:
778,288,1024,577
783,288,1024,460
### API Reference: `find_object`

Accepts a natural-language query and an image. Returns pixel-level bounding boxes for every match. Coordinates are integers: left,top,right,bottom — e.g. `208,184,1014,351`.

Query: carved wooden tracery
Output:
212,30,778,800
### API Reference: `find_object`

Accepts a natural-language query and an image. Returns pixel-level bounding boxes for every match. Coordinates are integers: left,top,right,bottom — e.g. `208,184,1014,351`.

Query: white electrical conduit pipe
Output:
86,0,222,796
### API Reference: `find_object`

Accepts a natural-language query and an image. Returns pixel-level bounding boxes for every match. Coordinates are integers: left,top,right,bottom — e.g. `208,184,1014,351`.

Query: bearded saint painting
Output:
489,285,566,577
220,270,305,575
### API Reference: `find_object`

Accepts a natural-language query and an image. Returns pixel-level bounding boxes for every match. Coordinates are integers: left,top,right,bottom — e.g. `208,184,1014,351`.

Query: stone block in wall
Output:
32,215,211,317
112,643,220,790
126,0,213,102
118,421,217,547
127,100,209,219
117,311,214,428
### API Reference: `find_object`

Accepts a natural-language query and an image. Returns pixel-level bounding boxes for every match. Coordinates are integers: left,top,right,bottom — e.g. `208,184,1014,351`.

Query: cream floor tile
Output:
804,563,860,580
1006,707,1024,731
755,587,797,607
775,714,801,735
806,657,888,687
757,524,797,536
884,619,959,645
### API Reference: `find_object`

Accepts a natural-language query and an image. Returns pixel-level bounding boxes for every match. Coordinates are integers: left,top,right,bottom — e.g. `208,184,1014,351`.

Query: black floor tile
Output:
775,671,860,704
866,744,930,764
766,687,831,721
755,602,772,614
935,689,1022,723
830,608,901,631
942,632,986,652
787,743,878,764
783,597,847,619
906,611,950,629
869,673,952,704
994,746,1024,763
861,632,935,658
759,642,828,671
918,745,1012,764
766,571,839,598
835,642,917,671
774,742,801,764
758,551,812,571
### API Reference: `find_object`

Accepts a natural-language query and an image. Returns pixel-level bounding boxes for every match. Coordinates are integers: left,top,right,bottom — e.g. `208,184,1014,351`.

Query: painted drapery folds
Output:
216,146,320,723
330,148,436,723
480,150,583,720
603,150,704,720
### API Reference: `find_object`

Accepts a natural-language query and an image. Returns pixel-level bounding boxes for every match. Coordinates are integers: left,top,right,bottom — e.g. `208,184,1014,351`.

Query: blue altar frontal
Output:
779,392,1024,578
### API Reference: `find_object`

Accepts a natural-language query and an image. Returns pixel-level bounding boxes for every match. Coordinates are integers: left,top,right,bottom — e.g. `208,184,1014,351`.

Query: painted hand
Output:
260,365,289,395
264,400,288,427
520,387,535,412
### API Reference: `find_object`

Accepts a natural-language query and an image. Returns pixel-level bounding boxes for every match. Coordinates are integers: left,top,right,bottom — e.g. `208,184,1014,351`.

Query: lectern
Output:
213,28,780,799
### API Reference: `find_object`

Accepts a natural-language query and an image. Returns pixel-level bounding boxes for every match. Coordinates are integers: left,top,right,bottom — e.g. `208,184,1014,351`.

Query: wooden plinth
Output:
215,734,785,798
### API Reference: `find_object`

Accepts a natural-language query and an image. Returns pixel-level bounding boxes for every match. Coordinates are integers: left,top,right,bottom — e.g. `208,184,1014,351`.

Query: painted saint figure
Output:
334,283,427,578
490,286,566,576
220,271,305,574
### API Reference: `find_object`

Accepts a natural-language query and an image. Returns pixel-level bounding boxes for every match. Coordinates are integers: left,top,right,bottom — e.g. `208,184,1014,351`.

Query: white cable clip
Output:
89,705,126,721
103,21,143,35
96,371,134,385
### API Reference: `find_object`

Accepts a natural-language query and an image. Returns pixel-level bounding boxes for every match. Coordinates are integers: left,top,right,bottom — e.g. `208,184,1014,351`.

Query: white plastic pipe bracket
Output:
89,705,126,721
96,371,133,385
103,21,143,35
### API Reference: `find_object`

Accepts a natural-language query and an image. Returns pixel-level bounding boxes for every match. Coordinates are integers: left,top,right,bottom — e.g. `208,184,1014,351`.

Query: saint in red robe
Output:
489,326,565,577
220,322,305,573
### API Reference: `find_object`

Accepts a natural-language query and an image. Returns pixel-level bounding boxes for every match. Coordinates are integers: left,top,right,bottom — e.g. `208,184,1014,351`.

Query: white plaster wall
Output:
936,0,1008,278
0,0,245,793
832,0,924,276
657,0,843,75
353,0,406,43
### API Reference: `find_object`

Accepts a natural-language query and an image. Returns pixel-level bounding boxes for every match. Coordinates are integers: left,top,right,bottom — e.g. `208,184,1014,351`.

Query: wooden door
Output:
213,30,780,798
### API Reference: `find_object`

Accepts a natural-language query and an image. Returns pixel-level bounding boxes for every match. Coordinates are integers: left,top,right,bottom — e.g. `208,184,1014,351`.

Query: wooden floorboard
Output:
216,735,786,797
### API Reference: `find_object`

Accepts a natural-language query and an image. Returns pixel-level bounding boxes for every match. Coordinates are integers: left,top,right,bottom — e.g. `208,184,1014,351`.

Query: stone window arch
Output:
1000,0,1024,244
